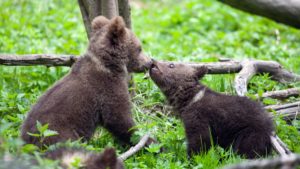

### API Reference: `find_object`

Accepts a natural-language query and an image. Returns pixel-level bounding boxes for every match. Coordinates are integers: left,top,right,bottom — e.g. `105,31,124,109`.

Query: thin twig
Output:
118,133,150,161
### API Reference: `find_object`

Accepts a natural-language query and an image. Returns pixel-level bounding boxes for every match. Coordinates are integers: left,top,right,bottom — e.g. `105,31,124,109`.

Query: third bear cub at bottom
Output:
149,60,274,158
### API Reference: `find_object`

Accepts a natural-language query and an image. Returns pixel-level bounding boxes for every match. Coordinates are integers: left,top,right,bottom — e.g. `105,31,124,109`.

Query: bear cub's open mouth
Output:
150,61,160,74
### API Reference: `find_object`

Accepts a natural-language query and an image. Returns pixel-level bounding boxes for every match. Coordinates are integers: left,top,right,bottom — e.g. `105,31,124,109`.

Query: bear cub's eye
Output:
169,63,175,68
137,47,142,53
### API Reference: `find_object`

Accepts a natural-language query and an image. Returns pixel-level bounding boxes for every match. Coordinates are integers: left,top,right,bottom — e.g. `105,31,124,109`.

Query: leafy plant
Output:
27,121,58,147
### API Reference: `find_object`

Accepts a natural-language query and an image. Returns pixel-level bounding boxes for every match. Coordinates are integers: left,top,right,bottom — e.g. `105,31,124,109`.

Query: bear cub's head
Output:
89,16,152,73
45,147,124,169
149,60,208,92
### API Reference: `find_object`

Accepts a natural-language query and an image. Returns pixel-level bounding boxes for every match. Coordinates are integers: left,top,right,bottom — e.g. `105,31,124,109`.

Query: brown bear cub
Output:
1,147,124,169
149,61,274,158
21,16,152,147
44,147,124,169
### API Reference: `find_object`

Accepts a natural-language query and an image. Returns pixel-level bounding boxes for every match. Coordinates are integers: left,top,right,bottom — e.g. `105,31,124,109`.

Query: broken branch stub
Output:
234,61,257,96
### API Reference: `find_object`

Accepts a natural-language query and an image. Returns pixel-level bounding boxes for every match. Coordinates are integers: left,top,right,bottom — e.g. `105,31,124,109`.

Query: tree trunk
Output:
218,0,300,29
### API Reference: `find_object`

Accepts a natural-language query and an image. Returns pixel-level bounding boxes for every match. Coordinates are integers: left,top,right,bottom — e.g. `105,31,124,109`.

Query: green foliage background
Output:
0,0,299,168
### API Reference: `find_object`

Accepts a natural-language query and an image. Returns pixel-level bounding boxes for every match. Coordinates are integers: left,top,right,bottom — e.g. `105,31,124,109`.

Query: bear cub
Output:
44,147,124,169
21,16,152,147
149,61,274,158
1,147,124,169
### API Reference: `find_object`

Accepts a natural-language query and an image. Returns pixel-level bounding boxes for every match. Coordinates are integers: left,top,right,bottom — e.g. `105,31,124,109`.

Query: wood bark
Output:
270,134,292,156
78,0,102,39
0,54,78,66
265,101,300,120
119,133,150,161
118,0,131,28
233,60,300,96
265,101,300,111
258,88,300,100
101,0,118,19
1,55,300,85
218,0,300,29
223,153,300,169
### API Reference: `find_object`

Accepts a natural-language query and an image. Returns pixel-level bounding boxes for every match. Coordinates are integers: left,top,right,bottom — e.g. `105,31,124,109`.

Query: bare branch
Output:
265,101,300,111
235,61,257,96
265,101,300,120
1,55,300,85
234,60,300,96
118,133,150,161
223,153,300,169
270,134,292,156
0,54,78,66
258,88,300,100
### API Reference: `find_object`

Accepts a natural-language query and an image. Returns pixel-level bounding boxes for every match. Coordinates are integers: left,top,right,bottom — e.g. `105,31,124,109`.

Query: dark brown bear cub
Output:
21,16,152,146
149,61,274,158
45,147,124,169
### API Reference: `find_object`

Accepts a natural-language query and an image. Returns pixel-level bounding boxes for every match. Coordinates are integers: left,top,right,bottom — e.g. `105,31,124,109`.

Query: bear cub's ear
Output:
106,16,127,46
92,16,110,31
194,66,208,79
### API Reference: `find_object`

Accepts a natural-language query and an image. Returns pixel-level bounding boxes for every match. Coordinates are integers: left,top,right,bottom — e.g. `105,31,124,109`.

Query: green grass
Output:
0,0,300,168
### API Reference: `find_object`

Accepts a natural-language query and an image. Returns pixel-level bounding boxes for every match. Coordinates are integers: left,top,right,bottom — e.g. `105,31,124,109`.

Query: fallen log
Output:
2,55,299,82
222,153,300,169
0,54,78,67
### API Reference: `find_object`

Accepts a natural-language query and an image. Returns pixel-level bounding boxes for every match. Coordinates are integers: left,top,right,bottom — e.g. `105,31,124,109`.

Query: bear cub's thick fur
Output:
45,147,124,169
21,16,152,146
150,61,274,158
1,147,124,169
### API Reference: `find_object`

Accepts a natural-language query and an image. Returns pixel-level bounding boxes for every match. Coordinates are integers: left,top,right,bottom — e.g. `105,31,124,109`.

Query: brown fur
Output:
1,148,124,169
149,61,274,158
21,16,152,146
45,147,124,169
